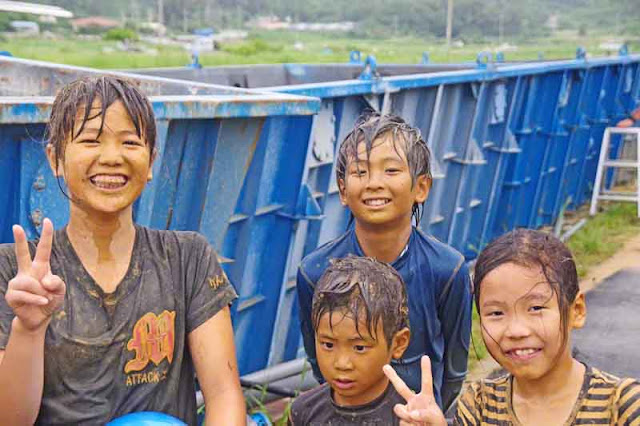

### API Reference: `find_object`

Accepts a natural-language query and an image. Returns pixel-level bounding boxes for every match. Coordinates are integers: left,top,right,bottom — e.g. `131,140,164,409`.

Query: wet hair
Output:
473,228,580,352
335,112,432,224
47,75,157,170
311,256,409,346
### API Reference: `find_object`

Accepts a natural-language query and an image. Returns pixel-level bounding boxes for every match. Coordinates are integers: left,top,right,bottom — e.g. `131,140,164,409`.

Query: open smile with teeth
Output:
506,348,542,360
364,198,391,207
90,174,128,190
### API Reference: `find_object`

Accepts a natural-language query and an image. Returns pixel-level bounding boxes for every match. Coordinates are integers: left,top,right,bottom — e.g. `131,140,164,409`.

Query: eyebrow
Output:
350,156,405,165
75,127,139,136
482,291,552,308
316,333,373,342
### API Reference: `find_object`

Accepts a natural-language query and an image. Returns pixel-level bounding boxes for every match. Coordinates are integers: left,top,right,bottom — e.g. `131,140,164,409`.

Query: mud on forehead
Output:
72,98,143,142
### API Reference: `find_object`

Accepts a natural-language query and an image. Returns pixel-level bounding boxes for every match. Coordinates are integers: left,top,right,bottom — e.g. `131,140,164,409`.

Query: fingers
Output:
33,218,54,270
5,289,49,307
394,403,413,422
384,364,415,402
12,225,32,273
42,274,66,296
420,356,434,397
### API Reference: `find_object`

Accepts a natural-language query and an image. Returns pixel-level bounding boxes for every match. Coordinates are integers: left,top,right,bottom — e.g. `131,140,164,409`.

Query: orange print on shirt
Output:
125,310,176,373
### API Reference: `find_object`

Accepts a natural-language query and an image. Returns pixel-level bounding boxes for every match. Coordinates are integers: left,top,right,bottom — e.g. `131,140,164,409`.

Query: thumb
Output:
42,274,66,296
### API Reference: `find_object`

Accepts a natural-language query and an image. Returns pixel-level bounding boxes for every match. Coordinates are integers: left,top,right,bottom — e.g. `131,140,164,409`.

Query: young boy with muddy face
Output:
297,113,472,410
290,256,410,425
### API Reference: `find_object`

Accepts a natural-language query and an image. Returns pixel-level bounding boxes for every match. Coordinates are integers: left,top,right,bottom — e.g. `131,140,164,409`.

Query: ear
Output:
45,144,63,178
414,174,431,204
338,178,348,206
570,292,587,330
147,150,157,182
390,327,411,360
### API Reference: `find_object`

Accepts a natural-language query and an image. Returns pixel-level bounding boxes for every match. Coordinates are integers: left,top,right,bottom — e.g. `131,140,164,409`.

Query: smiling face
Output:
315,309,409,407
338,134,429,230
47,99,153,217
479,262,586,381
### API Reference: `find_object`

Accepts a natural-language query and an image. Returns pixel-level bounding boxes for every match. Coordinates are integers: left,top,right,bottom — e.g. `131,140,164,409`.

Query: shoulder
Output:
299,231,353,287
412,228,467,273
411,228,469,297
589,367,640,424
136,226,214,258
138,226,209,247
457,374,510,416
290,384,331,424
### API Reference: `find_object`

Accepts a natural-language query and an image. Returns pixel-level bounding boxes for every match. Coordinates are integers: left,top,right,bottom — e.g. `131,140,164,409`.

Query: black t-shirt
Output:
0,226,237,426
289,383,404,425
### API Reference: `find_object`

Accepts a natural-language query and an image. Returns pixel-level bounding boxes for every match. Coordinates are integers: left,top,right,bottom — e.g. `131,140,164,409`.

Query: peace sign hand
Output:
383,356,447,426
5,218,66,332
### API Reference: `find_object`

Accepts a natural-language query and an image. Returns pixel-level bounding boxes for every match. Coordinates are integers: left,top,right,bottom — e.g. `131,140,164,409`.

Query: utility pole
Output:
499,10,504,45
446,0,454,47
157,0,164,25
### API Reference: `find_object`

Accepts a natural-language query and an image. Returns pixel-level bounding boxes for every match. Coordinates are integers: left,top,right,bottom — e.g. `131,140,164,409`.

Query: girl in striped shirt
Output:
384,229,640,425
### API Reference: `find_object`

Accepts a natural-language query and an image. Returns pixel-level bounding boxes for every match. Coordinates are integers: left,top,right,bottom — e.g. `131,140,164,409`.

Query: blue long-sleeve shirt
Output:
296,226,472,409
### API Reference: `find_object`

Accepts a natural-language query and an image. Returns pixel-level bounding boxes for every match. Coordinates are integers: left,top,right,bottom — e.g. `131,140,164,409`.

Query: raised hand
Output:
5,218,66,332
383,356,447,426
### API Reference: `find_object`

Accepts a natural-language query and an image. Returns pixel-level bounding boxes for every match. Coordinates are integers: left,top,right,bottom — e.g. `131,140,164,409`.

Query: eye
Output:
385,168,401,174
78,139,99,145
350,168,367,177
320,341,334,350
353,345,368,353
123,139,144,146
529,305,546,313
485,310,504,318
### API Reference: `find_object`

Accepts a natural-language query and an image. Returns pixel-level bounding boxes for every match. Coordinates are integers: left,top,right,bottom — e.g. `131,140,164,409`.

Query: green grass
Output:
2,31,638,69
567,203,640,278
467,305,489,373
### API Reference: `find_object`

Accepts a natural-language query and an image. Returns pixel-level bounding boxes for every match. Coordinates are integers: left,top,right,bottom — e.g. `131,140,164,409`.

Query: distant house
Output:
9,20,40,34
71,16,120,33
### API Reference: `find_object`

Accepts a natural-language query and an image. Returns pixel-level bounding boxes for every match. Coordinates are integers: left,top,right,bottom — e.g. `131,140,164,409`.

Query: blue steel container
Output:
126,52,640,368
0,55,320,376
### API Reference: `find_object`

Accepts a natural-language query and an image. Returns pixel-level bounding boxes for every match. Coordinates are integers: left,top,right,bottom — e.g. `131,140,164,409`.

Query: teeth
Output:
91,175,127,189
513,348,537,357
365,199,389,206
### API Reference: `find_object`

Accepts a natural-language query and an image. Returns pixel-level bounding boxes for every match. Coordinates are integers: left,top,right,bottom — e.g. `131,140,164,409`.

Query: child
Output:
290,256,411,425
0,76,246,425
384,229,640,425
296,113,472,409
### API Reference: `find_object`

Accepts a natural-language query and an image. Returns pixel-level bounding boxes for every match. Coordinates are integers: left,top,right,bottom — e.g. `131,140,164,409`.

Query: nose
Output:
365,168,384,191
503,313,533,339
333,351,354,371
98,140,124,165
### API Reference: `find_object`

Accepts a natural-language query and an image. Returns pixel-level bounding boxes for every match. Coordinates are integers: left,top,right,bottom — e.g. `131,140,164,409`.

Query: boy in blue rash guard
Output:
296,113,473,410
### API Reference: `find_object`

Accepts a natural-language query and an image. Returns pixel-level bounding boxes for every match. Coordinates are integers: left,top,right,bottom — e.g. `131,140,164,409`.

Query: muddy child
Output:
290,256,411,425
385,229,640,425
296,113,473,410
0,76,245,425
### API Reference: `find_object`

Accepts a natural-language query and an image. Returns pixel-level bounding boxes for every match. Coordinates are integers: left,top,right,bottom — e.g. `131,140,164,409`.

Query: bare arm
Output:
188,306,246,426
0,320,48,425
0,219,66,425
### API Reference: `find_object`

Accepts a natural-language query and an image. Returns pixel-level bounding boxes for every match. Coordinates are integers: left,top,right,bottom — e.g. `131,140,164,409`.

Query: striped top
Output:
456,366,640,425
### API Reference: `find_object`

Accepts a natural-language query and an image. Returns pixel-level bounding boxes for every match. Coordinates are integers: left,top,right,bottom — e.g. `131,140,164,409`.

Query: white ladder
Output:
590,127,640,218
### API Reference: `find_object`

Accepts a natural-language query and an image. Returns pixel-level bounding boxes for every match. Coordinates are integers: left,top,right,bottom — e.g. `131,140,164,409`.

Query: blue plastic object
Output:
249,412,272,426
107,412,186,425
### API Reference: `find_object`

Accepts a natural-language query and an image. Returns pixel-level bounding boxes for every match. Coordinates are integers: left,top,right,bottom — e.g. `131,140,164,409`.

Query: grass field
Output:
2,30,638,69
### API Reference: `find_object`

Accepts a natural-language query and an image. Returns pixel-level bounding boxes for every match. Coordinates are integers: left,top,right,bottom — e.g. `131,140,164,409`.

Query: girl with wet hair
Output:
384,229,640,425
0,76,245,425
